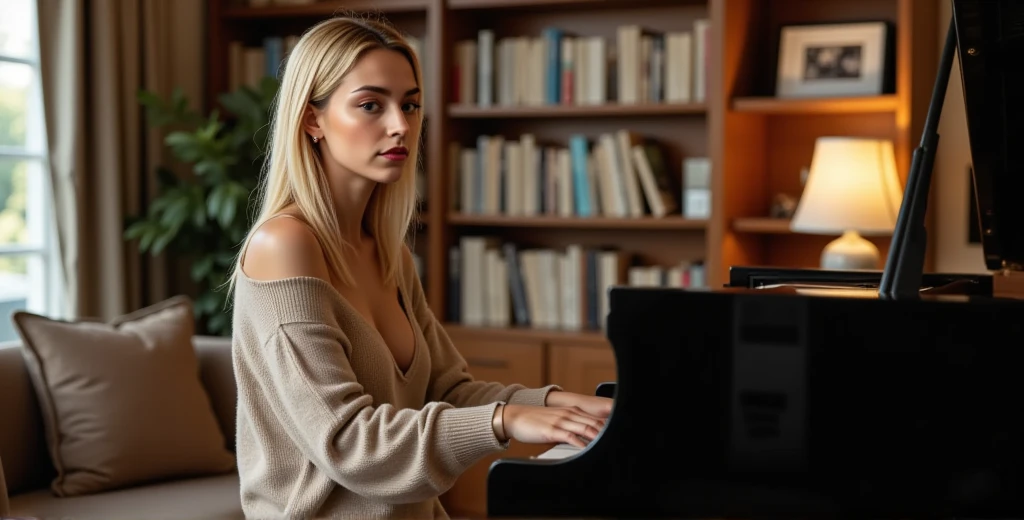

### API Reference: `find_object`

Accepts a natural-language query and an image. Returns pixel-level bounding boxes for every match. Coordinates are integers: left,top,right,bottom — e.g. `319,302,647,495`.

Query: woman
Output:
228,15,613,519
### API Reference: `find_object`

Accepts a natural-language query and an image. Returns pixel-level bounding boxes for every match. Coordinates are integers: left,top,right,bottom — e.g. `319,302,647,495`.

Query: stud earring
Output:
312,136,319,143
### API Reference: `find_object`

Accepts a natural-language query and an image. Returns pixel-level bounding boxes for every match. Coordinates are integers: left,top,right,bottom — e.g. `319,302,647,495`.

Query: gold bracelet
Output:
493,403,507,442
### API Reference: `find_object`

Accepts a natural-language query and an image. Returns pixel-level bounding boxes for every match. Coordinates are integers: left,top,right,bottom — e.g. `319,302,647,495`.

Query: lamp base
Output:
820,230,879,270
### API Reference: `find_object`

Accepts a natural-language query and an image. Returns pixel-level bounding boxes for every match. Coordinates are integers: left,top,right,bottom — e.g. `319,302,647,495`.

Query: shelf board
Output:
448,0,687,10
220,0,428,18
731,95,899,114
733,217,793,234
444,324,609,347
448,102,705,118
449,213,708,230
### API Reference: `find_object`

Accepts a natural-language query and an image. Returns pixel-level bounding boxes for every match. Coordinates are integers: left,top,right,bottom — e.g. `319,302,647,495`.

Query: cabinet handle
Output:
466,357,509,369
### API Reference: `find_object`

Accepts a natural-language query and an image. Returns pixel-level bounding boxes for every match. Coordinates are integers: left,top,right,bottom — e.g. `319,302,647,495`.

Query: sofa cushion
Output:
0,453,9,516
0,341,53,495
11,296,236,497
9,473,242,520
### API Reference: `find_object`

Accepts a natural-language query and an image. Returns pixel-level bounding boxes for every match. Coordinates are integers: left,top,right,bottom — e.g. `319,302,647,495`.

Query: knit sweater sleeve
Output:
236,277,507,504
399,248,561,408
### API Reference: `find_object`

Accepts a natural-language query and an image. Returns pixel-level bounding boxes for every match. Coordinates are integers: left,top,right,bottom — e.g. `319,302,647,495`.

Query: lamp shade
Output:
790,137,904,235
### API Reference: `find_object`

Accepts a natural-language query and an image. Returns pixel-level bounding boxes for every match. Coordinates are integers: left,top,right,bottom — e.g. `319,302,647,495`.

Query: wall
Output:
932,0,986,274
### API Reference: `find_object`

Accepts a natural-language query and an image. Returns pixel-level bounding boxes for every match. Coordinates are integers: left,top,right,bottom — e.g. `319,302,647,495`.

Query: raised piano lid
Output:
487,285,1024,518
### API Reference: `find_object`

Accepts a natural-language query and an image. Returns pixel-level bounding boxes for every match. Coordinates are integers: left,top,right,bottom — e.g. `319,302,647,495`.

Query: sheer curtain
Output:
35,0,204,319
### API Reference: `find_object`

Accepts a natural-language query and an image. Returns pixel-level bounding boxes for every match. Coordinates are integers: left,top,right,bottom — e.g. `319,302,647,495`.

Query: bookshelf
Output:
206,0,938,516
714,0,938,275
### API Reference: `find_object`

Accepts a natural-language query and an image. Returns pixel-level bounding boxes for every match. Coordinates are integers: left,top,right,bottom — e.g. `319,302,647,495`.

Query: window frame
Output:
0,4,64,326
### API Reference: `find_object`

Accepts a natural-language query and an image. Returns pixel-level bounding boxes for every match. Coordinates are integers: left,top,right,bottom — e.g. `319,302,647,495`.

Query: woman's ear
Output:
302,103,322,140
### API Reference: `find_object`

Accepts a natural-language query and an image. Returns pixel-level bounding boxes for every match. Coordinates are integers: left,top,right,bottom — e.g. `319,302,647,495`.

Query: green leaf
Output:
219,193,237,229
191,256,215,282
191,200,207,227
207,183,226,218
165,132,203,162
139,227,156,252
151,228,176,255
160,197,191,230
218,88,263,124
124,220,150,241
194,158,225,178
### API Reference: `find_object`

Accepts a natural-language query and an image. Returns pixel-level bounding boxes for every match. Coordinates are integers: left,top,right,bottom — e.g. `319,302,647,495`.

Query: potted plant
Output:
125,78,279,335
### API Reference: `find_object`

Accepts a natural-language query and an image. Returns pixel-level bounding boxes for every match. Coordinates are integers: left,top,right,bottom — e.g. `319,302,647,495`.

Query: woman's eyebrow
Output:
350,86,421,97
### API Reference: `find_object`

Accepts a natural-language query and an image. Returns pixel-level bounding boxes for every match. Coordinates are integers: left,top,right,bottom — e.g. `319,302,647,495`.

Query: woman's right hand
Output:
500,404,607,448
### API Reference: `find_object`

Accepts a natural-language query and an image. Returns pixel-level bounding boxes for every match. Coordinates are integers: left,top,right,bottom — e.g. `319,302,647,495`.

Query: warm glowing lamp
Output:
790,137,904,270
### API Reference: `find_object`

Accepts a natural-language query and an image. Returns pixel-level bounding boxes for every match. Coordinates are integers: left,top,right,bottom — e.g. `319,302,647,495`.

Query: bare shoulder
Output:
241,215,332,283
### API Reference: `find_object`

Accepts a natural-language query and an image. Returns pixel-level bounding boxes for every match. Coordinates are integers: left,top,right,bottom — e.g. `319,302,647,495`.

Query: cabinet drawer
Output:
548,343,617,396
456,339,544,388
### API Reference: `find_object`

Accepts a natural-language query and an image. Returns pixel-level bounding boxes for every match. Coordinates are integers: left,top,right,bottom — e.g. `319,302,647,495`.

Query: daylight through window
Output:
0,0,61,342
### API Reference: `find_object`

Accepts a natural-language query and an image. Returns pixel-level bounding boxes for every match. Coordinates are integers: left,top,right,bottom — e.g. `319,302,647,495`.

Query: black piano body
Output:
487,285,1024,518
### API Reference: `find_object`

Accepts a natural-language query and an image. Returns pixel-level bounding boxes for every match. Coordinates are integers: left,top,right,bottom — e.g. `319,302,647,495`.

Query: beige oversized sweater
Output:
231,247,557,519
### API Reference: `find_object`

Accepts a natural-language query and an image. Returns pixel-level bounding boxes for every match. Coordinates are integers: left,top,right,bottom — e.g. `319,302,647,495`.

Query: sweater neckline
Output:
237,269,423,382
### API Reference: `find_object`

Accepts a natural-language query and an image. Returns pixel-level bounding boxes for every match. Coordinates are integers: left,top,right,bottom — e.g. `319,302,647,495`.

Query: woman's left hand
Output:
545,390,613,418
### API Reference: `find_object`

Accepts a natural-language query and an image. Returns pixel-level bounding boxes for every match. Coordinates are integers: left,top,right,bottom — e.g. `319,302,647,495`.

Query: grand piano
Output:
487,0,1024,517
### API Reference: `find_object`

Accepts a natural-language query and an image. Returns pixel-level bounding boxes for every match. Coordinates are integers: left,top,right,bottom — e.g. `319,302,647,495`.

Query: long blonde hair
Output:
230,15,422,293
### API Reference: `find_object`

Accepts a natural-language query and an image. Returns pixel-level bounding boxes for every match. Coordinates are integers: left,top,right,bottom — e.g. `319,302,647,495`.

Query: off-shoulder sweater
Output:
231,247,558,519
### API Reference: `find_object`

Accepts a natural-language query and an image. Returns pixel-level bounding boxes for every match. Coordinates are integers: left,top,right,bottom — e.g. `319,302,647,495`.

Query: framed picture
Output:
775,21,891,98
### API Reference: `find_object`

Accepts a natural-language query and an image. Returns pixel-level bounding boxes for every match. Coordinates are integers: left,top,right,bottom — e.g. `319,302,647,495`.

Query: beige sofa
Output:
0,335,243,520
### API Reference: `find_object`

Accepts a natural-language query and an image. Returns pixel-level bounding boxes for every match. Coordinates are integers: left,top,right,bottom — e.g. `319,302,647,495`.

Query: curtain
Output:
36,0,204,320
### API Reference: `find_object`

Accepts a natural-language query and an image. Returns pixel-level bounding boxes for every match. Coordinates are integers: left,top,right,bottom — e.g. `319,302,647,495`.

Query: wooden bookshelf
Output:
732,217,793,234
206,0,939,515
449,213,709,230
713,0,938,275
732,94,900,114
220,0,430,18
448,102,706,118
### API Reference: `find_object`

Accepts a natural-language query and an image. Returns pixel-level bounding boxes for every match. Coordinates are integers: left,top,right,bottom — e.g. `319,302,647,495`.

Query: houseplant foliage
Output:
125,77,279,335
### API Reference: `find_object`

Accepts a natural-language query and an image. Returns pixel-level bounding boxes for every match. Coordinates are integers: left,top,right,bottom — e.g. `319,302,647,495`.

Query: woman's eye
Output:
403,103,421,113
359,102,379,112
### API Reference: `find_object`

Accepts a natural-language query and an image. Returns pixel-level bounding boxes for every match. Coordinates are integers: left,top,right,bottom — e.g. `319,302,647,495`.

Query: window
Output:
0,0,60,342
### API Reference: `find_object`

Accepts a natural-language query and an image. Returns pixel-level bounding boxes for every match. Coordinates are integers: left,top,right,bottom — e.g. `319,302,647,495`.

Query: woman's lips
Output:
380,149,408,161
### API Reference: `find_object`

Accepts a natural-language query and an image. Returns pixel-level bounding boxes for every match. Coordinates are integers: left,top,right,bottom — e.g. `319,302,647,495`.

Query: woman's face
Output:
306,48,422,185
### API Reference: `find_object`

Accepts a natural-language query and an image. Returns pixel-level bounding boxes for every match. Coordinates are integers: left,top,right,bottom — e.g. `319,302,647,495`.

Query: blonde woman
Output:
228,15,612,519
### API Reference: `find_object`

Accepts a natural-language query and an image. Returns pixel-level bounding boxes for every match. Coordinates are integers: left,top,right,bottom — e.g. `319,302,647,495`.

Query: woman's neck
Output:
324,160,377,243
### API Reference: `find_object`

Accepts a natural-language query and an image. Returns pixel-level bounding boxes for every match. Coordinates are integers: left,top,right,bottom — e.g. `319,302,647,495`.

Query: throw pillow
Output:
11,296,235,497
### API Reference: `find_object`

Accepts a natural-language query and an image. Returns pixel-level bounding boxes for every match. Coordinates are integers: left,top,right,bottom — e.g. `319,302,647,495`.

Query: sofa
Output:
0,333,243,520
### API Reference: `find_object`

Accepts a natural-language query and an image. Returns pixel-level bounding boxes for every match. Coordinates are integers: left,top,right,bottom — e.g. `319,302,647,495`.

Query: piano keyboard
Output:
534,443,583,460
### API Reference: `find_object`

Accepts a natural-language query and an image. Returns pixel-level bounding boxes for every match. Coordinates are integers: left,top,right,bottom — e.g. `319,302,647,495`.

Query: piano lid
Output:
954,0,1024,271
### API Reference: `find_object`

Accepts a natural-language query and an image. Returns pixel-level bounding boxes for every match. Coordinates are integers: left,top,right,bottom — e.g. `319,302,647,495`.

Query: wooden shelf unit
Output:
715,0,938,273
449,213,709,230
206,0,939,516
731,94,899,114
732,217,793,234
448,102,706,118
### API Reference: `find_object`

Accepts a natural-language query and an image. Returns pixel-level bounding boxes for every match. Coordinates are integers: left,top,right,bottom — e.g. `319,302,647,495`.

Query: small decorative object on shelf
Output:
770,193,798,219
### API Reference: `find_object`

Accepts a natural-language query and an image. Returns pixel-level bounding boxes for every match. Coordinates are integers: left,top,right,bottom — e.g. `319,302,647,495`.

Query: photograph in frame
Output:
776,21,892,99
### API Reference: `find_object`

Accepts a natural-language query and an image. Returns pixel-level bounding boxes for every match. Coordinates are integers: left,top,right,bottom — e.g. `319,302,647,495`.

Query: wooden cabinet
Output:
547,343,617,396
456,338,544,388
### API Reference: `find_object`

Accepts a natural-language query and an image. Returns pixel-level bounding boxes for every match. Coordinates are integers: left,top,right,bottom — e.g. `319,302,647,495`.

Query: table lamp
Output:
790,136,903,270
